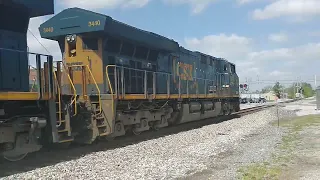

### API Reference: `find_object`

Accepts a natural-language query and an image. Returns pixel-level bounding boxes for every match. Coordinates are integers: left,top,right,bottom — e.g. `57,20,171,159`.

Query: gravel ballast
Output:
2,107,297,180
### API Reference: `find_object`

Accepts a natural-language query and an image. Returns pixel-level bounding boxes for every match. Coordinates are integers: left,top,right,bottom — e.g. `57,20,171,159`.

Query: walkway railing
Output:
105,65,236,100
68,65,102,114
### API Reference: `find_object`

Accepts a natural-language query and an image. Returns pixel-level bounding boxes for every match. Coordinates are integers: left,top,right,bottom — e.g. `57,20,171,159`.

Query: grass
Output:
238,164,281,180
272,114,320,131
237,114,320,180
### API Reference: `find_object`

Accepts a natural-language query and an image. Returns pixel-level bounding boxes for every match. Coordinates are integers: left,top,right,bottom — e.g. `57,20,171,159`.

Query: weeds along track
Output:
0,99,298,177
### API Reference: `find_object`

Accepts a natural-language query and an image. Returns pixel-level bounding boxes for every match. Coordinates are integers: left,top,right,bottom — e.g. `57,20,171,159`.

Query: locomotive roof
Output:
1,0,54,17
180,47,234,65
39,7,179,52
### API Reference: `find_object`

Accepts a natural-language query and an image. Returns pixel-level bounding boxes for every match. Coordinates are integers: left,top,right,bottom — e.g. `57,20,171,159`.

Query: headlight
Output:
66,35,71,42
71,35,76,41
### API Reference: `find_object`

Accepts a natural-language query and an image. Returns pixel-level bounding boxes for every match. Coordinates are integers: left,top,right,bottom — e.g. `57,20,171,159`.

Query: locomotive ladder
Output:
53,61,76,143
68,65,110,137
33,57,75,143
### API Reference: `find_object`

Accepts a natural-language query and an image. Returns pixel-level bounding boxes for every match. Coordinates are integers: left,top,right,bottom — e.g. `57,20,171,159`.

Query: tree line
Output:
260,82,314,99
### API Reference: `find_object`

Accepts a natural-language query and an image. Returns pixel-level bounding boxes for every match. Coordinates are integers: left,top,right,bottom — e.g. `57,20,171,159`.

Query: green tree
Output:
301,82,314,98
285,84,295,99
273,82,282,98
29,84,38,92
284,82,314,99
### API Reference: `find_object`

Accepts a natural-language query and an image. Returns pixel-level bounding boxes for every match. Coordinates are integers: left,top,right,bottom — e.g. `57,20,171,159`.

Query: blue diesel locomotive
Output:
0,5,240,161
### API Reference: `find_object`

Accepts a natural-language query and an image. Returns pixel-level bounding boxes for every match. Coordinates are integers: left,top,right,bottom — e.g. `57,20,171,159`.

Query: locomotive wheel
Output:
104,136,115,141
132,128,142,135
226,108,231,115
152,119,163,131
153,124,160,131
3,153,28,162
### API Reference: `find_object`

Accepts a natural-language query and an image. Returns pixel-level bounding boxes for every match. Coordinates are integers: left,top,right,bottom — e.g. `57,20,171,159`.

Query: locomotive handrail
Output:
106,65,115,95
68,65,102,115
28,65,37,92
105,65,238,100
53,71,63,127
85,65,102,115
60,62,78,116
105,65,116,123
107,65,229,82
105,65,228,82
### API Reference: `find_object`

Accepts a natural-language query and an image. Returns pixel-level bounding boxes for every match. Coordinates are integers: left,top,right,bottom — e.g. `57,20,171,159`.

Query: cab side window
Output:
230,64,235,73
82,37,98,50
224,64,228,72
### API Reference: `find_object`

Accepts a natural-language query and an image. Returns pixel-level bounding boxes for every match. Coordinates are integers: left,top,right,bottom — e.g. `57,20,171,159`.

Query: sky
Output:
27,0,320,91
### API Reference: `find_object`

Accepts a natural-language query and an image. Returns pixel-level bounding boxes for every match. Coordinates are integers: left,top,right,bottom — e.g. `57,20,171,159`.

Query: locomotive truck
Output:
0,1,240,161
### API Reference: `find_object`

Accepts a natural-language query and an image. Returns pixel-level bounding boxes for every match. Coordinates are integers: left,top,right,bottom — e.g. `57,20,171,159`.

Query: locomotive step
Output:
58,131,73,143
95,114,103,118
58,129,69,133
58,138,74,143
90,101,100,104
97,124,107,128
99,132,109,136
57,123,69,131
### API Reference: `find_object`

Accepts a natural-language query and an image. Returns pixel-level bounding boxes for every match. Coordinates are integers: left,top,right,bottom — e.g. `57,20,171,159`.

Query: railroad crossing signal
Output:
240,84,248,91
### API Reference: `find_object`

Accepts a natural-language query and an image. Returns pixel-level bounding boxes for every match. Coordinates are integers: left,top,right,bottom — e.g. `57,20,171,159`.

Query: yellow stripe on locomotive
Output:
0,6,240,162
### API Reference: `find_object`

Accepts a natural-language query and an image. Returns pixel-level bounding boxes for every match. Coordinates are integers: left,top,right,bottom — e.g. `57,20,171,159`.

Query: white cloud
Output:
247,67,261,75
183,33,320,89
252,0,320,20
163,0,219,14
269,70,291,76
184,34,253,61
60,0,150,10
307,31,320,37
248,43,320,63
268,33,288,43
237,0,267,4
183,34,256,82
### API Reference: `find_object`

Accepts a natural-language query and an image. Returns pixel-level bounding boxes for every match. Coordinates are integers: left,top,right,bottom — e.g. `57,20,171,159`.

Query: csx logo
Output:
177,62,193,81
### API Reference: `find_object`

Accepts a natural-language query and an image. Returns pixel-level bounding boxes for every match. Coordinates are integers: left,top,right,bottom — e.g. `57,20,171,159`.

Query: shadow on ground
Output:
0,114,241,178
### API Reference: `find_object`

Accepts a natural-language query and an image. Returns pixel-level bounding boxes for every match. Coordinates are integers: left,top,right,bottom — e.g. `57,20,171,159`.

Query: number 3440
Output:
43,27,53,33
88,20,101,27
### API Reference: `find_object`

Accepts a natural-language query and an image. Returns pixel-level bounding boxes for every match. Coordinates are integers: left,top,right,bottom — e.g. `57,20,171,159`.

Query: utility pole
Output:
300,76,302,95
295,77,299,98
245,77,248,94
315,75,317,88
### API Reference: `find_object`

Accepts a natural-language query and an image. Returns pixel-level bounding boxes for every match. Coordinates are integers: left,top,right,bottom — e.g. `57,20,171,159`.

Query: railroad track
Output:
236,104,275,116
0,99,298,177
236,99,300,116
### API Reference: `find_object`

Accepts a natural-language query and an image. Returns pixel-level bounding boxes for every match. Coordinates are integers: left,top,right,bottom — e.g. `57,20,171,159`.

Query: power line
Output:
27,29,52,55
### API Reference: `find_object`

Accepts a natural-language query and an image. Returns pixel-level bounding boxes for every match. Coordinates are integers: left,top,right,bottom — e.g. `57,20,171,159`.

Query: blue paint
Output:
40,7,239,98
40,8,179,52
0,0,54,92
